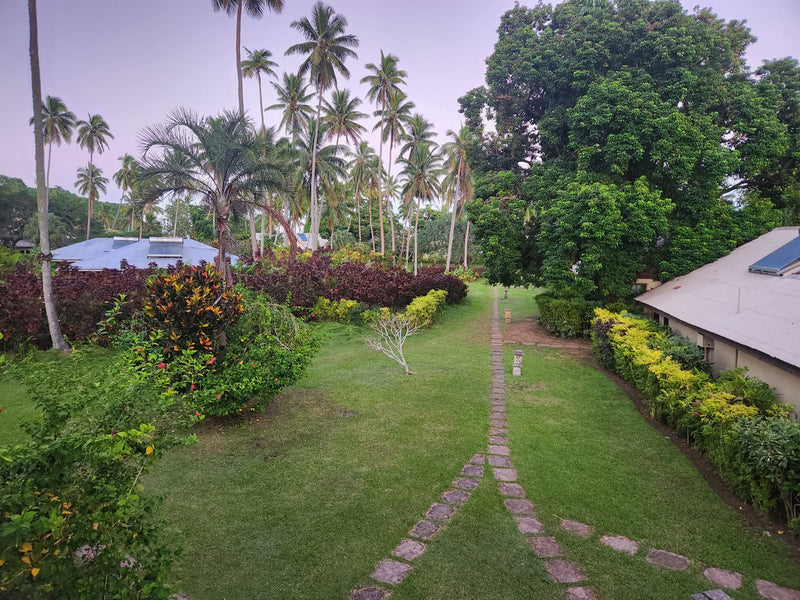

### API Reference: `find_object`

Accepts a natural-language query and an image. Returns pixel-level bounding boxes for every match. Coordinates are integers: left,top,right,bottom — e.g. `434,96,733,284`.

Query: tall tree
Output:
268,72,315,140
348,141,377,243
462,0,788,294
75,163,109,225
112,154,139,231
29,95,75,188
442,126,474,270
28,0,69,351
400,143,442,275
76,113,113,240
322,88,367,149
241,47,279,258
378,92,415,254
286,2,359,250
361,51,407,254
140,109,291,284
241,47,278,132
213,0,284,117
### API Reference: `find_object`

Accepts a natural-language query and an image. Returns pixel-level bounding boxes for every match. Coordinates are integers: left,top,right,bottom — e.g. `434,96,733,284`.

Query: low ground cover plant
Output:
592,309,800,532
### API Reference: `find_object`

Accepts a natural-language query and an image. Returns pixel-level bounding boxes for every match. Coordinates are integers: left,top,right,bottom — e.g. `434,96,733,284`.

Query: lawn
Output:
142,282,800,599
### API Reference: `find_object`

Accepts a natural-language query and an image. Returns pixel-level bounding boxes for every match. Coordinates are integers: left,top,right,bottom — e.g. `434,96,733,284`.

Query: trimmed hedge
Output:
592,309,799,532
536,293,598,338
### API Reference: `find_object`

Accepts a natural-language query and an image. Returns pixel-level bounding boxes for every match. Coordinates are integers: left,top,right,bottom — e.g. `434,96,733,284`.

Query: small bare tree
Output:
365,313,423,374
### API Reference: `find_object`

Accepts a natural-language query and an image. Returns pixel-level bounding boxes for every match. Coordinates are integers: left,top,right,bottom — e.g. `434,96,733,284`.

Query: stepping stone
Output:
529,536,563,558
488,444,511,456
600,534,638,555
493,468,518,482
426,503,455,521
462,465,483,477
566,587,598,600
499,482,525,497
491,405,507,412
442,489,470,504
470,454,485,465
703,567,742,590
515,516,545,534
371,559,411,585
489,436,508,445
561,519,593,538
488,455,512,467
350,587,388,600
489,427,509,435
691,591,733,600
545,560,587,583
393,539,426,561
504,498,535,514
756,580,800,600
409,520,439,540
646,549,690,571
454,477,480,491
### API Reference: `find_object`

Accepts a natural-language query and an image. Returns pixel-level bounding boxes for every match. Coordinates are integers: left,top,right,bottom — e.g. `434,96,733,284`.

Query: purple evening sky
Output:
1,0,799,202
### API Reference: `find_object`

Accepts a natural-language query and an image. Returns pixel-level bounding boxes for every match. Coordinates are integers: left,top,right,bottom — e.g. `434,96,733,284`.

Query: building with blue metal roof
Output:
52,237,238,270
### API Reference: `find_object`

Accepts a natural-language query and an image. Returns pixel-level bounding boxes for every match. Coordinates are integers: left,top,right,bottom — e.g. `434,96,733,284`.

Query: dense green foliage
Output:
592,309,799,531
535,292,598,338
0,349,193,598
0,176,130,248
462,0,797,298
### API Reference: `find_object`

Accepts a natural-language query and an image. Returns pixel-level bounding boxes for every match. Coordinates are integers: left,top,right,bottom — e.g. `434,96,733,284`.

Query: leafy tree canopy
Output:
461,0,795,298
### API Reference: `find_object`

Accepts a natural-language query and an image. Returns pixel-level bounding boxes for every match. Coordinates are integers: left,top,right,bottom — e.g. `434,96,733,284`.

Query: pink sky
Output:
1,0,798,201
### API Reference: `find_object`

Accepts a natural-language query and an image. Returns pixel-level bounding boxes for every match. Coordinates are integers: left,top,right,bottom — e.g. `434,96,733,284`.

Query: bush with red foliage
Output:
0,261,150,350
239,250,467,310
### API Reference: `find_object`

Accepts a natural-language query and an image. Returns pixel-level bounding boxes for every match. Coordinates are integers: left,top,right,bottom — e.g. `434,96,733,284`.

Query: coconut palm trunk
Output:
28,0,69,351
413,196,421,275
445,197,458,271
463,220,470,268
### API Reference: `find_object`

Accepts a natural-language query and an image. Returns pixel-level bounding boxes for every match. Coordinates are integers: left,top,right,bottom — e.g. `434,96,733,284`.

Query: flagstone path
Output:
347,287,800,600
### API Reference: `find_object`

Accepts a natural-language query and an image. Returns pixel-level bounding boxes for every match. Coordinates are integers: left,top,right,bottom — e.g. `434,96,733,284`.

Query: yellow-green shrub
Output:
313,297,363,323
405,289,448,327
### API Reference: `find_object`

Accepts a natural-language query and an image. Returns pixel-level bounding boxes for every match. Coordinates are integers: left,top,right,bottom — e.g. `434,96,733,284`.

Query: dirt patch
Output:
504,315,800,554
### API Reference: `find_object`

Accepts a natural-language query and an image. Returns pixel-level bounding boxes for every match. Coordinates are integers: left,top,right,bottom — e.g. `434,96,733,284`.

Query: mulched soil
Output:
504,315,800,555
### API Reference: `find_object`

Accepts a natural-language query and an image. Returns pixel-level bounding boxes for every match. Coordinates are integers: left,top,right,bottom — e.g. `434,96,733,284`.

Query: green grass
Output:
502,290,800,599
143,284,495,599
0,365,40,446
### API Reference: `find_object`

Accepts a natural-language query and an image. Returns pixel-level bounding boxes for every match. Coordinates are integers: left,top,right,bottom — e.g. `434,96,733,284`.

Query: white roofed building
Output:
636,227,800,413
52,237,238,270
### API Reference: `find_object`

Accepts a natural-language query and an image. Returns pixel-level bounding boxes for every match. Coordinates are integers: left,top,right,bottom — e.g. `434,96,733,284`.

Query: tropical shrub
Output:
405,289,448,327
536,293,598,338
592,308,799,526
312,298,366,324
142,264,243,357
0,348,193,598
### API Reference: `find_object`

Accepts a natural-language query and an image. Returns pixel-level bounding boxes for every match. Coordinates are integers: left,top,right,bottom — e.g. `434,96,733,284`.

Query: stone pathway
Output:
348,287,800,600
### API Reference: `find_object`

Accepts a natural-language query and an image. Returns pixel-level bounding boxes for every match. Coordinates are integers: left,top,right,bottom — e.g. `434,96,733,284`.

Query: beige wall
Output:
642,309,800,415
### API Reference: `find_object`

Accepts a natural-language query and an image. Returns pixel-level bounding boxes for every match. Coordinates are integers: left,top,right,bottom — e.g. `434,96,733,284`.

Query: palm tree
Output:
241,47,278,132
286,1,359,250
75,163,109,237
213,0,284,116
322,88,366,149
140,108,292,284
241,48,279,258
442,126,474,270
267,72,315,140
400,143,442,275
29,95,75,188
76,113,113,240
27,0,69,351
378,92,415,254
293,118,347,244
348,141,377,243
361,51,407,255
112,154,139,231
